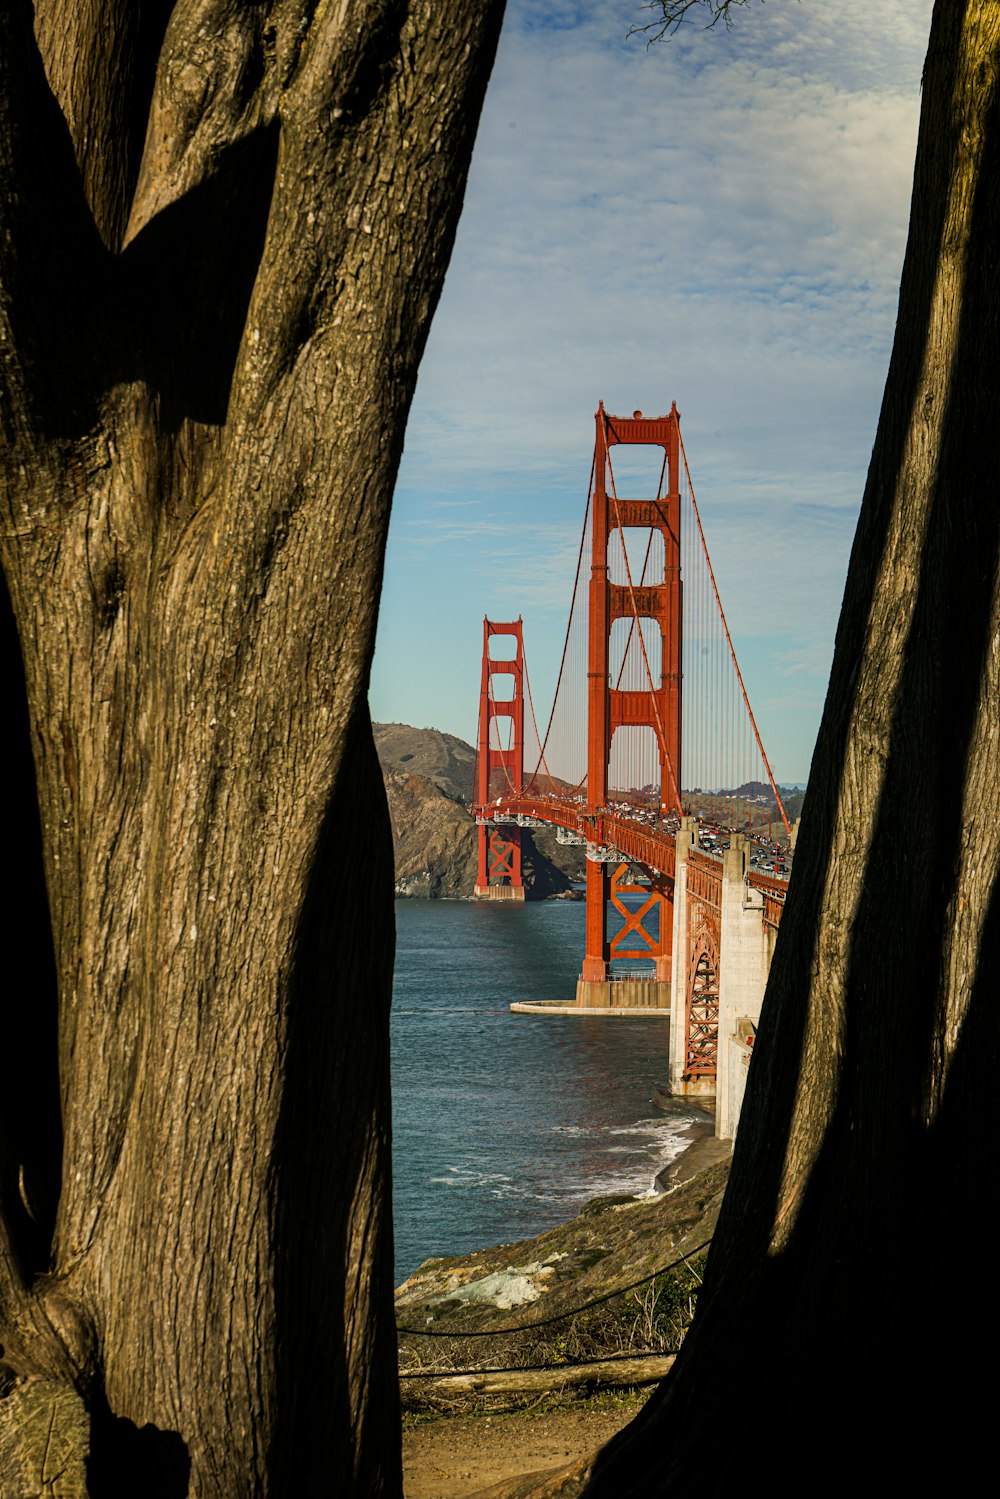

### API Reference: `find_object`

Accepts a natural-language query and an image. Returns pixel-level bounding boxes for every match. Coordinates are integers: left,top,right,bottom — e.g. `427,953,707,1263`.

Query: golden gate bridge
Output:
472,403,793,1096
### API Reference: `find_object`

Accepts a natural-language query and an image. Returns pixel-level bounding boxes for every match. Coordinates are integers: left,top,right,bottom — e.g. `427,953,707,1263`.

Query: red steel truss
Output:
684,850,723,1078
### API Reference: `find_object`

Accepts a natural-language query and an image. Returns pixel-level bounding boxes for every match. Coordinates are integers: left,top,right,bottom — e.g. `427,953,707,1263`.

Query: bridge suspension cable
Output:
678,431,790,839
522,454,595,803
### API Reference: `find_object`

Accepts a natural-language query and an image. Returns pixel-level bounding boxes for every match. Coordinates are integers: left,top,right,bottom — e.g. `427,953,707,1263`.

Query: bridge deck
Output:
476,795,789,915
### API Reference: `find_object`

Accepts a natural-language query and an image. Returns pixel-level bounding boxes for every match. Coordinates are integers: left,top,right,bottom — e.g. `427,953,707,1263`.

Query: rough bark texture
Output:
582,2,1000,1490
0,1379,90,1497
0,2,504,1495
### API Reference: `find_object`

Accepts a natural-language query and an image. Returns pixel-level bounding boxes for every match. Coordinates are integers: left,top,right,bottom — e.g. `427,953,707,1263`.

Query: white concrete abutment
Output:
668,823,781,1141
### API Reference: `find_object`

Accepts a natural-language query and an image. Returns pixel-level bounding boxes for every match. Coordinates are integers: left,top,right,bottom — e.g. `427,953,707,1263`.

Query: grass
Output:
530,1254,706,1369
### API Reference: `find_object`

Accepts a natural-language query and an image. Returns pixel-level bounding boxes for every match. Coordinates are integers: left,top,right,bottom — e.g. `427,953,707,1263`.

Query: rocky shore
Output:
396,1138,730,1410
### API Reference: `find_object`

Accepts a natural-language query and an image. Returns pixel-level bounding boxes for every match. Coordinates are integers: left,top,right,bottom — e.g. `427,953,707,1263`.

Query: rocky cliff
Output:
383,768,478,899
375,723,581,899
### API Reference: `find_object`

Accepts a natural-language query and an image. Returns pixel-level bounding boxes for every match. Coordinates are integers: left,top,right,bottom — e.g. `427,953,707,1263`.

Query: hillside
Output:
375,724,579,898
383,768,479,898
374,722,477,803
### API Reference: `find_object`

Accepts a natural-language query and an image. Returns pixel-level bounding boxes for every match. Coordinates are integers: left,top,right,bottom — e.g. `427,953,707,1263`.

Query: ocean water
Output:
390,897,704,1283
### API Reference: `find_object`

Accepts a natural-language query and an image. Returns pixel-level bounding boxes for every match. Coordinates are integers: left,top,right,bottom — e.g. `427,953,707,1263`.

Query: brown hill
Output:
373,721,476,803
383,768,478,898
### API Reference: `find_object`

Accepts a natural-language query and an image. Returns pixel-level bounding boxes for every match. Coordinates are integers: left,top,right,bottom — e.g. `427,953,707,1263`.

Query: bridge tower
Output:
474,618,526,901
581,405,682,987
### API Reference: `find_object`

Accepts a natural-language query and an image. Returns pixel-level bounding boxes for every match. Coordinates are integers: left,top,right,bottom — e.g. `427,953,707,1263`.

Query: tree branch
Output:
629,0,758,45
0,1197,87,1388
32,1,175,252
124,0,280,247
229,0,506,430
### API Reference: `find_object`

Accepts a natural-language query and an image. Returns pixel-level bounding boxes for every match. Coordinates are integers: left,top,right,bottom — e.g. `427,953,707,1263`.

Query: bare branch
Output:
629,0,758,45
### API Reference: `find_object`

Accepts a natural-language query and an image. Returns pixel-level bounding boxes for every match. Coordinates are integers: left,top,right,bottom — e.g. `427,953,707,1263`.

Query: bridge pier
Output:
574,977,670,1009
473,883,526,902
577,847,672,1007
474,822,525,900
716,836,778,1138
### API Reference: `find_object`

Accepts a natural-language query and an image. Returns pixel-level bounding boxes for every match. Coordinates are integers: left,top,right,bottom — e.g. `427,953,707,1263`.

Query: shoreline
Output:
396,1120,730,1300
396,1148,732,1407
654,1118,731,1192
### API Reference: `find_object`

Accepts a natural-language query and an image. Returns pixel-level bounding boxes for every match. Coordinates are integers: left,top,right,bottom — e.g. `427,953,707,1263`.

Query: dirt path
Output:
401,1398,645,1498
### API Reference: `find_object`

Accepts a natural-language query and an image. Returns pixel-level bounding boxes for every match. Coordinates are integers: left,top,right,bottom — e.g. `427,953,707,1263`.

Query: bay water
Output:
391,897,705,1284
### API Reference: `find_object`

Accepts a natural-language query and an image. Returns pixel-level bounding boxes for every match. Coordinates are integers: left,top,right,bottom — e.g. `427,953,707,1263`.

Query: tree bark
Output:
584,1,1000,1490
0,3,504,1495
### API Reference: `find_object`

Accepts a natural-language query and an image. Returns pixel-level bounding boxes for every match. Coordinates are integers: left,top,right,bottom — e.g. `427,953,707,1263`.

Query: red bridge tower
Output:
474,618,526,901
581,404,682,987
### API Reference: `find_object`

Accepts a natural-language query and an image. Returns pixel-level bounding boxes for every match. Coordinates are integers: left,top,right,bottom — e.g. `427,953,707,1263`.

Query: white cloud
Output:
407,4,925,481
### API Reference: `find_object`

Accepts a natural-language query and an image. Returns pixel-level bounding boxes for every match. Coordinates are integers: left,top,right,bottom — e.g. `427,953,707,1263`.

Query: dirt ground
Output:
401,1396,646,1499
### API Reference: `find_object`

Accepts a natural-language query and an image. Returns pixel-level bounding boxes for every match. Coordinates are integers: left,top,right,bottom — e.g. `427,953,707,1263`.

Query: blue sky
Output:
368,0,933,784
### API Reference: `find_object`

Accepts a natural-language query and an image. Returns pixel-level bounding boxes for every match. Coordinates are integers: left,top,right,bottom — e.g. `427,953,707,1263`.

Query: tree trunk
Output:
584,1,1000,1490
0,3,504,1495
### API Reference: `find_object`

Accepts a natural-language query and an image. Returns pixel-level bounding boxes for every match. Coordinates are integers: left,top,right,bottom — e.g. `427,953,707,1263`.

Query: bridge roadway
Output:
476,793,789,917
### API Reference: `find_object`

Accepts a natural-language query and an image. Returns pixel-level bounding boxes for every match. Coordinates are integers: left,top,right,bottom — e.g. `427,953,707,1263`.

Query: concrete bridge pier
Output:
715,836,777,1138
574,976,670,1009
473,882,526,902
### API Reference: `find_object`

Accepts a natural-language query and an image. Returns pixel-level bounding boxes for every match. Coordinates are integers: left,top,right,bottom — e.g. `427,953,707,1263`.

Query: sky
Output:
368,0,934,785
